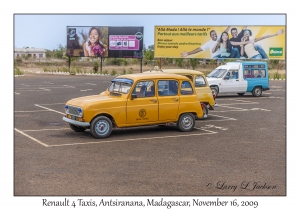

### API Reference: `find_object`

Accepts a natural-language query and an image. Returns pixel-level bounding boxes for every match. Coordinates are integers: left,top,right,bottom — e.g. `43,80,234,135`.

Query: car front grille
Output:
68,106,80,116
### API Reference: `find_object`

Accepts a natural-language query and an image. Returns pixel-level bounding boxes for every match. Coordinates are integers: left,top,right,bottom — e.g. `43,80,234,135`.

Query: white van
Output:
206,61,270,97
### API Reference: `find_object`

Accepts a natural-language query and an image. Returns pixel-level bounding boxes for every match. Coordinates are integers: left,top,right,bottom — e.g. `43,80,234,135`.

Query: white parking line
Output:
38,103,65,105
34,104,65,115
219,102,258,105
14,92,20,95
47,131,216,147
86,83,97,85
23,128,70,132
15,110,51,113
80,89,93,91
217,105,248,111
14,128,49,147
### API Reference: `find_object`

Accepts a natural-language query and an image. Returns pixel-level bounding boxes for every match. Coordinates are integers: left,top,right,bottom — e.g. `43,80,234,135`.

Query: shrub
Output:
14,67,24,75
122,68,126,75
272,72,281,79
110,69,117,76
128,68,133,74
93,61,99,72
103,70,108,75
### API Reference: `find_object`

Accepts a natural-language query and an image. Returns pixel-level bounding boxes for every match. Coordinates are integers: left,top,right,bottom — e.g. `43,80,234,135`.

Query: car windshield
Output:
107,78,133,94
207,68,227,78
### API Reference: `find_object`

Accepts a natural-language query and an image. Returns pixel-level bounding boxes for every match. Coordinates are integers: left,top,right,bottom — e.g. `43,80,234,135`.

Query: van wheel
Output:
252,87,262,97
177,113,195,132
210,86,219,97
237,93,245,96
69,123,86,132
90,116,113,138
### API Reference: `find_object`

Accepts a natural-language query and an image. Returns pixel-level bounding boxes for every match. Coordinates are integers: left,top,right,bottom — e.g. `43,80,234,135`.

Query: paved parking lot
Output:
14,74,286,196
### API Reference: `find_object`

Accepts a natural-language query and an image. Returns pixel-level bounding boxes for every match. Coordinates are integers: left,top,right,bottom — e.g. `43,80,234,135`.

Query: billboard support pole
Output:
68,56,71,72
140,58,142,73
160,58,162,69
100,57,103,74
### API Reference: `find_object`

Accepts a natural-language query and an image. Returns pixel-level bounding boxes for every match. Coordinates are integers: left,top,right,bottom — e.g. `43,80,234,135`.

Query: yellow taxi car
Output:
144,67,217,117
63,73,204,139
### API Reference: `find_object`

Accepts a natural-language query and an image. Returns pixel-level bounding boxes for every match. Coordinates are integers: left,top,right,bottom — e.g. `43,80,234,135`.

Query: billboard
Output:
154,26,285,60
67,26,144,58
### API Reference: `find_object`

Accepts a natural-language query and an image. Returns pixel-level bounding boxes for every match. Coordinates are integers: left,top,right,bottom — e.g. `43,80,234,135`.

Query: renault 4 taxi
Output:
144,67,217,117
63,73,204,139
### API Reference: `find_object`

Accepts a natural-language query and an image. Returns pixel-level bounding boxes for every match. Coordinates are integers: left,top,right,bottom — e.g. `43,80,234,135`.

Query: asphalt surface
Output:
14,73,286,196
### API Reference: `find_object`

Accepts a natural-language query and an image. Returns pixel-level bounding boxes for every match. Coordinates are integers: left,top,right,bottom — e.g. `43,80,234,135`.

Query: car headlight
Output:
77,107,83,117
65,105,69,114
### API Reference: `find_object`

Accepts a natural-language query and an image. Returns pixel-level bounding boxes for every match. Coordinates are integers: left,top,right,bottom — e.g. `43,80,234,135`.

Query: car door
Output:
220,70,240,93
126,80,158,124
157,80,179,121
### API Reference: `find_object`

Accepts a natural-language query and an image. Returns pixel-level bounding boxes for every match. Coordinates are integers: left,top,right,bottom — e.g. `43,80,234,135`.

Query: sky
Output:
14,14,286,50
3,0,300,209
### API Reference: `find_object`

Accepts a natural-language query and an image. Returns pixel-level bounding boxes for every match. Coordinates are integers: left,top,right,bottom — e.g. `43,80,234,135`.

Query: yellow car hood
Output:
66,94,120,107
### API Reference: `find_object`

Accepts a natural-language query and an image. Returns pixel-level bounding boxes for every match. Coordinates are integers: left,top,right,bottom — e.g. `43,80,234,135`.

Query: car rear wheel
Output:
69,123,86,132
177,113,195,132
252,87,262,97
90,116,113,138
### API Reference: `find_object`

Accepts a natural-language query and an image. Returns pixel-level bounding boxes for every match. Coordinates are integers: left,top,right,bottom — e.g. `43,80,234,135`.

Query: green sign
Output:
269,48,283,56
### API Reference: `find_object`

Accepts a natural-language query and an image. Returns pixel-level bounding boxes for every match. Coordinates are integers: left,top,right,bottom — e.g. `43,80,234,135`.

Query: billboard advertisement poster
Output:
154,26,285,60
67,26,143,58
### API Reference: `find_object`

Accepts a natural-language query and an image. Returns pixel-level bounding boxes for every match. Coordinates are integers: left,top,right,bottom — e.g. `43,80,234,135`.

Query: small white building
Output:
14,48,46,59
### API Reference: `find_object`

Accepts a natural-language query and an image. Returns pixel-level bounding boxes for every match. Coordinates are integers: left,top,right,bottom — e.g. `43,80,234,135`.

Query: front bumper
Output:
62,116,90,127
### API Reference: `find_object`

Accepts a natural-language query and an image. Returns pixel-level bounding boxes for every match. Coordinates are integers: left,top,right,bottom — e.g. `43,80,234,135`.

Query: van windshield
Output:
207,69,227,78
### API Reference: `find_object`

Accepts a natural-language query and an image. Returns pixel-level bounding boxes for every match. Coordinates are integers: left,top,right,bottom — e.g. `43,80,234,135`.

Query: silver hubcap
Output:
95,120,109,135
255,88,261,96
181,115,193,129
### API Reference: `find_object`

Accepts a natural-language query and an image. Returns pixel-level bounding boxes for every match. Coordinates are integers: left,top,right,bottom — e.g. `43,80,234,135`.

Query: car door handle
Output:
236,80,239,81
150,99,157,103
172,98,179,101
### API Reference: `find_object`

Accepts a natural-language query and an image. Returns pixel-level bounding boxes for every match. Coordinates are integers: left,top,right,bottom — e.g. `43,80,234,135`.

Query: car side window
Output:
133,81,155,98
181,81,194,95
158,80,178,96
195,76,206,87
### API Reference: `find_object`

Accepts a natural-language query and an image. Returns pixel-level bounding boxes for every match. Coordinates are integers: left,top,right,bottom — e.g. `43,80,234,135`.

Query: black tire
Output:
90,116,113,139
252,87,262,97
69,123,86,132
210,86,219,97
177,113,195,132
237,93,245,96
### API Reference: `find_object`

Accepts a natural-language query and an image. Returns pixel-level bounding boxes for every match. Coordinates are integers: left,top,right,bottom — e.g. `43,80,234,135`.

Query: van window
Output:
244,69,266,78
195,76,206,87
158,80,178,96
180,81,193,95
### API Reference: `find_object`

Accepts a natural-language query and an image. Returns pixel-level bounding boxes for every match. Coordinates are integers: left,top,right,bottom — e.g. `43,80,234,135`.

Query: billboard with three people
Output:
154,26,285,60
67,26,144,58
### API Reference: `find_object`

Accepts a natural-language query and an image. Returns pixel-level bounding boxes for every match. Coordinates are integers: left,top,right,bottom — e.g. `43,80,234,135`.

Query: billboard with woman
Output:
67,26,143,58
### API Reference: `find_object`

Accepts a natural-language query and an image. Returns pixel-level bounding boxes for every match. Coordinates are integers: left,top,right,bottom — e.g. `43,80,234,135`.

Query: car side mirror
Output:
224,76,230,80
131,94,137,100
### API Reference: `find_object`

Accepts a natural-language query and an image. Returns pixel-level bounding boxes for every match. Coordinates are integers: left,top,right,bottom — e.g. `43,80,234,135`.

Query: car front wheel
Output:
90,116,113,138
177,113,195,132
